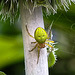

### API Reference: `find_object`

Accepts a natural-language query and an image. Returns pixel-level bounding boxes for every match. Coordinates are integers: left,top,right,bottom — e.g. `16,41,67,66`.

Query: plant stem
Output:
20,0,49,75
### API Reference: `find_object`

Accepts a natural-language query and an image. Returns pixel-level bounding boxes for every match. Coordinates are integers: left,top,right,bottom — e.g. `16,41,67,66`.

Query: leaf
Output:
48,51,56,67
0,0,75,22
0,71,6,75
0,35,24,69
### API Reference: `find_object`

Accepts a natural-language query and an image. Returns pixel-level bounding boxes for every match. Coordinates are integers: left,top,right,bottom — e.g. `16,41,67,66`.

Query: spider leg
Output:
45,43,53,52
29,43,38,52
46,40,54,43
31,42,37,44
26,25,34,38
47,21,54,39
45,43,53,48
37,47,40,64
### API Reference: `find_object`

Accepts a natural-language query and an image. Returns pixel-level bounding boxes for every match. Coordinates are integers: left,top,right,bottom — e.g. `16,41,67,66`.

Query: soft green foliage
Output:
23,0,75,14
0,71,6,75
0,2,75,75
0,35,24,69
44,3,75,74
48,52,56,67
34,27,48,43
0,0,19,23
47,42,58,67
44,2,75,59
0,0,75,23
45,22,58,67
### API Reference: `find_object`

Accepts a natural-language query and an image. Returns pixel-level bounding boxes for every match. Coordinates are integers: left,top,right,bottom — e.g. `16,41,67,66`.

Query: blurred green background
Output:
0,3,75,75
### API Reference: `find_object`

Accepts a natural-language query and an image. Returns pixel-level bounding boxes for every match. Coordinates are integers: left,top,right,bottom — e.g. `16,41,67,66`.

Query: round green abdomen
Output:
34,27,48,43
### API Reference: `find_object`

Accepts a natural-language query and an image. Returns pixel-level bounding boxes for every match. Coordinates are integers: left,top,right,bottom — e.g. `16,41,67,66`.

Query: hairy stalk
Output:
20,0,49,75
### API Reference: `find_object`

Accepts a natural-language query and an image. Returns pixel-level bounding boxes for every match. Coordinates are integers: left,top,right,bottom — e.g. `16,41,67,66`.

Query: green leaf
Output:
48,51,56,67
0,71,6,75
0,35,24,69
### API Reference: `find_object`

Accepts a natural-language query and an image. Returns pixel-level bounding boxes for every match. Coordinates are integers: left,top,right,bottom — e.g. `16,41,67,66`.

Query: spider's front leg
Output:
45,43,54,52
31,42,37,44
37,47,40,64
26,25,37,52
26,25,34,38
29,43,38,52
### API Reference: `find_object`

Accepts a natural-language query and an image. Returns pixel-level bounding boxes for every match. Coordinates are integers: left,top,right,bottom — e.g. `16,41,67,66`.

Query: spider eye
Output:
38,36,40,37
42,35,45,37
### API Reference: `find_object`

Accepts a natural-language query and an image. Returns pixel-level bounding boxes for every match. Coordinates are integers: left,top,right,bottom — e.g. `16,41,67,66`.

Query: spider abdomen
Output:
34,27,48,43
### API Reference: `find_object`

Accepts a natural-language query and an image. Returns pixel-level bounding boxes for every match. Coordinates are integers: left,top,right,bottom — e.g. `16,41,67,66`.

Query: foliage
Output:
48,51,56,67
47,40,58,67
0,35,24,69
0,2,75,75
0,0,19,23
0,71,6,75
24,0,75,14
44,2,75,59
0,0,75,23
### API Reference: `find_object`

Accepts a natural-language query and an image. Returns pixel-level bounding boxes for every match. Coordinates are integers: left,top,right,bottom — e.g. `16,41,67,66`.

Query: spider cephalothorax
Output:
26,25,54,63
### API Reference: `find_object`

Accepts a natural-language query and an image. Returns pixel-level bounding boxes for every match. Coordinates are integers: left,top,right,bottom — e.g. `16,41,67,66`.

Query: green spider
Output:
26,25,54,63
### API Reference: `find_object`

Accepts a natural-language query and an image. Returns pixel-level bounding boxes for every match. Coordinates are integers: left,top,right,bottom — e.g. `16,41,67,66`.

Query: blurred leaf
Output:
0,35,24,69
48,51,56,67
44,3,75,59
0,71,6,75
0,0,75,23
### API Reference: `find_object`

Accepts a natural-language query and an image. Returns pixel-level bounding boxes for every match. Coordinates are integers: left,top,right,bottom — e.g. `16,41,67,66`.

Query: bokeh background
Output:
0,2,75,75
